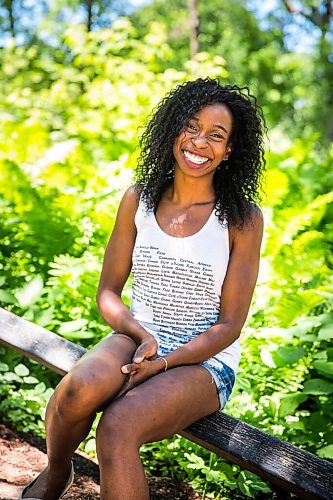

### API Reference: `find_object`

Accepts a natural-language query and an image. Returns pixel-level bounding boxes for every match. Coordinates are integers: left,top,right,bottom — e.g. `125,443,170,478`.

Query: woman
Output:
20,77,265,499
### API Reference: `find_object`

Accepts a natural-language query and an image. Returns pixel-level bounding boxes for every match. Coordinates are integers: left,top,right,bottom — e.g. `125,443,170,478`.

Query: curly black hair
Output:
135,77,266,229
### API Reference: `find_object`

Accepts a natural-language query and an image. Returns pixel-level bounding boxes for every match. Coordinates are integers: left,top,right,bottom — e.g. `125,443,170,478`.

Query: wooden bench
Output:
1,306,332,499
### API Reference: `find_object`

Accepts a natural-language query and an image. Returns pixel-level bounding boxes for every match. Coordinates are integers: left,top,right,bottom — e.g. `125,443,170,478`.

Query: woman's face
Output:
173,102,233,180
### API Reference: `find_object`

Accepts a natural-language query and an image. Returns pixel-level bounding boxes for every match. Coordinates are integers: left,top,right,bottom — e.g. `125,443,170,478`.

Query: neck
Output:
168,169,215,207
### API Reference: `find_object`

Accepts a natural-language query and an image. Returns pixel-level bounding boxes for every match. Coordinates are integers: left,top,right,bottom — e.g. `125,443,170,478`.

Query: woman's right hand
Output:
132,334,158,363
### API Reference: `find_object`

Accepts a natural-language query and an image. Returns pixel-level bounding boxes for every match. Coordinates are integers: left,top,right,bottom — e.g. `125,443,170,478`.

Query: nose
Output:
191,134,208,148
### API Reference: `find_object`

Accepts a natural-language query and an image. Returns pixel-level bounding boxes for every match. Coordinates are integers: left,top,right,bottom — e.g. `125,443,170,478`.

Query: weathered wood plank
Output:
181,417,333,499
1,307,333,499
0,307,85,375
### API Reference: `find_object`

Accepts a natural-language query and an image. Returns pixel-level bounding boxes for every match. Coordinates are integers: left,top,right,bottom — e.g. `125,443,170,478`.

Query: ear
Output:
223,144,232,161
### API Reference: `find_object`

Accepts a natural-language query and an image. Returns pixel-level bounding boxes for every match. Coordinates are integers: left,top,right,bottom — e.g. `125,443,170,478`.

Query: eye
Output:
210,133,224,141
186,122,198,132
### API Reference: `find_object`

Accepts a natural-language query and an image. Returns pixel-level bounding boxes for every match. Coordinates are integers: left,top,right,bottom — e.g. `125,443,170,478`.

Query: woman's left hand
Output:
117,358,165,398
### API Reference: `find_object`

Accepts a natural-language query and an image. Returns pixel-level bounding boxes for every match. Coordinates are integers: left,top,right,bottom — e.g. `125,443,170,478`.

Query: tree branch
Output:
283,0,315,24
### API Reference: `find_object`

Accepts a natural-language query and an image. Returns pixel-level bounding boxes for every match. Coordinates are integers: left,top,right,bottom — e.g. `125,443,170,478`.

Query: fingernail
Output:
121,366,128,373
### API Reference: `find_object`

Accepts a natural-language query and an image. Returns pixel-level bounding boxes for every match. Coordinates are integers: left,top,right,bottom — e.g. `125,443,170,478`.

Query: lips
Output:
182,149,212,169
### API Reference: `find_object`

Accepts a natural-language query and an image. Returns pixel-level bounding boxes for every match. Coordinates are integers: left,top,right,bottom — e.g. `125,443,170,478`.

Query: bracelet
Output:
160,357,168,371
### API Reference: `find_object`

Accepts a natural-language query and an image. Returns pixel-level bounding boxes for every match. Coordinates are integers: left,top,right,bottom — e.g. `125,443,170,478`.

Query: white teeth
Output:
183,150,209,164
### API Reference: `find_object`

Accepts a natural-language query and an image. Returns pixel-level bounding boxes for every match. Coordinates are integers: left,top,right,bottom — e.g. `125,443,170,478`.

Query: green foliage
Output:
225,135,333,461
0,7,332,499
131,0,318,135
0,346,60,435
141,436,271,498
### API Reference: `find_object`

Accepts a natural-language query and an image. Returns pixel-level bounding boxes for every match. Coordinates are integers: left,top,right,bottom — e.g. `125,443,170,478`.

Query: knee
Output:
54,369,99,419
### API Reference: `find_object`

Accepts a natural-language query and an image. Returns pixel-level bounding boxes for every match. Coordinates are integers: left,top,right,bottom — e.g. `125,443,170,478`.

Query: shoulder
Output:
244,203,264,232
118,185,142,214
112,185,143,231
229,204,263,250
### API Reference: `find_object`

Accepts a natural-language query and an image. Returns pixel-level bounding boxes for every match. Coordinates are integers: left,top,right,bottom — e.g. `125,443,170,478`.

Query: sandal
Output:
18,461,74,499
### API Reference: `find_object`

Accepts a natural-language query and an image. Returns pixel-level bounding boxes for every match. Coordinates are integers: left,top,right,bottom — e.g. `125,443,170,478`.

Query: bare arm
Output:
96,186,154,347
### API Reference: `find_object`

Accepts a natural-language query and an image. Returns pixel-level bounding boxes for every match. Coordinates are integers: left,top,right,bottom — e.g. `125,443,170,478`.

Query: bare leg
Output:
22,334,136,500
96,365,220,500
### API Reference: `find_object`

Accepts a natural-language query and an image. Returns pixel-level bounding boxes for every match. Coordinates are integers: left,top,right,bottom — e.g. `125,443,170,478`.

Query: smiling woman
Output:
19,78,266,500
136,78,266,229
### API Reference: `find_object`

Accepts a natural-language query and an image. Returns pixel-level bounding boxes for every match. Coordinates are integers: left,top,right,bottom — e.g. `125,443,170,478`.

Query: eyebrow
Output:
191,116,229,135
213,124,229,134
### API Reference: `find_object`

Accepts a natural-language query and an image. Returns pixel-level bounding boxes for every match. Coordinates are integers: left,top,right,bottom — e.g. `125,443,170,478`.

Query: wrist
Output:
136,330,156,344
124,325,154,345
153,357,168,373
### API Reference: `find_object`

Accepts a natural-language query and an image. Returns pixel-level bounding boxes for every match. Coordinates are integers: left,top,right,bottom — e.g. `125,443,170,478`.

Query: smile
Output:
183,150,210,165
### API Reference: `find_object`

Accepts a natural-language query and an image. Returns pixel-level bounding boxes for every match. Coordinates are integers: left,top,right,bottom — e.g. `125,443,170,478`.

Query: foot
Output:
21,462,73,500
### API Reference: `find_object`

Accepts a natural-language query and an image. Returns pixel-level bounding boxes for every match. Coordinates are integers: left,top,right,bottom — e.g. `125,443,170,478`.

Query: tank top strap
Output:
134,192,152,230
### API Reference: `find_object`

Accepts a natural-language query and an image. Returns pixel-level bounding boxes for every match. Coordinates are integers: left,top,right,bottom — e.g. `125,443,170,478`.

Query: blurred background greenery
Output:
0,0,332,498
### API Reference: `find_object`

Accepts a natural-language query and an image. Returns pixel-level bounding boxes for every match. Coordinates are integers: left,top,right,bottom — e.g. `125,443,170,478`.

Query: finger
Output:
133,354,145,363
121,363,138,374
133,346,148,363
134,344,157,362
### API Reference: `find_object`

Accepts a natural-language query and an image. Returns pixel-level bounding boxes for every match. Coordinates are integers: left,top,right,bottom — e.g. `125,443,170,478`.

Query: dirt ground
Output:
0,423,200,500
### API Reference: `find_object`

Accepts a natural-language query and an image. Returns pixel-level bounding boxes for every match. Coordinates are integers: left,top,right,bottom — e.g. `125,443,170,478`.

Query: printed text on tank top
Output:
130,195,241,375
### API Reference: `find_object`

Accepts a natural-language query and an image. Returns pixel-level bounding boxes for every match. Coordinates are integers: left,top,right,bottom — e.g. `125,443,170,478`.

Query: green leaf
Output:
303,378,333,395
34,382,46,393
288,316,322,337
44,388,54,399
58,319,88,334
278,393,308,417
0,363,9,372
235,376,251,392
316,313,333,325
260,347,276,368
184,452,205,469
15,276,44,308
23,376,40,384
238,477,252,497
3,372,23,383
14,364,30,377
318,324,333,340
61,330,94,339
313,361,333,377
308,411,330,430
85,438,96,454
34,307,54,327
274,346,305,365
0,289,17,304
317,445,333,459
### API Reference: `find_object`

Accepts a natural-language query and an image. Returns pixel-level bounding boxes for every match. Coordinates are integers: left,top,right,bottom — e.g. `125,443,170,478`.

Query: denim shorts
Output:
200,359,235,410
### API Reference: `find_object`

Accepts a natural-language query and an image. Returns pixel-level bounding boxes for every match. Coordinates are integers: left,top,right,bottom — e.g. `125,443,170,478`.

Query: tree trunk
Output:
86,0,93,31
283,1,333,141
318,34,333,141
188,0,200,57
4,0,15,38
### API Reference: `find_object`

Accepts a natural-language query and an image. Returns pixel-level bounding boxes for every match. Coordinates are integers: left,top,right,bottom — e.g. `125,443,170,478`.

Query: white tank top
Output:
130,197,241,374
